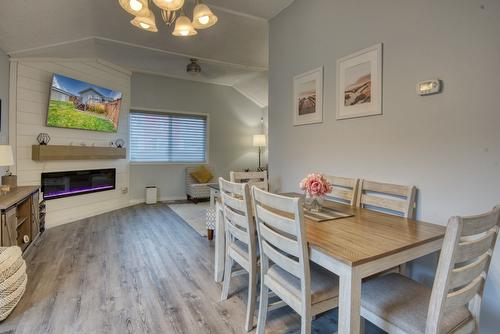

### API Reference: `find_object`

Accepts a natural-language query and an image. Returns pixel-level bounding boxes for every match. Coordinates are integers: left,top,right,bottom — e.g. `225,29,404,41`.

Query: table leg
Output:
214,202,225,282
338,267,362,334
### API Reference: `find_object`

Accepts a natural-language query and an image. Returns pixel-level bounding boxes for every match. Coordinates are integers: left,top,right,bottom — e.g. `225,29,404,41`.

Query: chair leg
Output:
220,255,233,301
207,229,214,241
245,268,257,332
301,310,312,334
256,285,269,334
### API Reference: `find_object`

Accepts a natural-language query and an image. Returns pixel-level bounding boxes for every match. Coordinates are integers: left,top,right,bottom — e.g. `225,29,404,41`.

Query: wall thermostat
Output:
417,79,441,96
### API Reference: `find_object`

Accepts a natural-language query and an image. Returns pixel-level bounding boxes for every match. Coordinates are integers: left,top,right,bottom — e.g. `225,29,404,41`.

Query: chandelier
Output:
119,0,218,36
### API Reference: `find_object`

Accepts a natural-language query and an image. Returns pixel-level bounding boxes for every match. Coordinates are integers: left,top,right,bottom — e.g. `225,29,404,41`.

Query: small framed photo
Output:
293,67,323,126
336,43,382,120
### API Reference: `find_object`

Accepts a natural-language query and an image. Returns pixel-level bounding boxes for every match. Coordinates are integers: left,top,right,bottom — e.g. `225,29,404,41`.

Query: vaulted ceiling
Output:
0,0,294,93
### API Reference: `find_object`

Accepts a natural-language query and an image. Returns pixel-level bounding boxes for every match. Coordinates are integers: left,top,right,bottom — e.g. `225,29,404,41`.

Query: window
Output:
130,111,207,163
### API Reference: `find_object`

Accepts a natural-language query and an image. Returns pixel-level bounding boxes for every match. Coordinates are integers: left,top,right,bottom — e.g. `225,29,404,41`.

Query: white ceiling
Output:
0,0,295,105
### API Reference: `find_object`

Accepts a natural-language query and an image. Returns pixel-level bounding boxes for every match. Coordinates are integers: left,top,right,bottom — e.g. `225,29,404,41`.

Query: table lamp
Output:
0,145,15,193
252,134,267,171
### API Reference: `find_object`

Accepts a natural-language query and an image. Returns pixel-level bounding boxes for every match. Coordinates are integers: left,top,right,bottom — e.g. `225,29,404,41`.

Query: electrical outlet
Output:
121,186,128,194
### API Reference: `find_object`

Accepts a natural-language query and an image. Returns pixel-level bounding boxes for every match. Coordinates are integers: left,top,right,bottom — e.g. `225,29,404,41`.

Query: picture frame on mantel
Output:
293,67,323,126
336,43,383,120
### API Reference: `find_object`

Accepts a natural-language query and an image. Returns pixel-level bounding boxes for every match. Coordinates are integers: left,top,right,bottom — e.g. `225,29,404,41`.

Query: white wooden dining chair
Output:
360,205,500,334
219,177,258,332
357,179,417,218
252,187,340,334
324,175,359,206
230,171,268,191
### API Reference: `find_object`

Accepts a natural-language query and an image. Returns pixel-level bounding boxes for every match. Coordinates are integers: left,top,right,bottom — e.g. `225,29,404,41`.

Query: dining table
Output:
213,192,446,334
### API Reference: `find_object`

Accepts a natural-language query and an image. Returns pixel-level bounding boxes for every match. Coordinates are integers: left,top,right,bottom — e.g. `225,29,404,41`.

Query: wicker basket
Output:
0,247,27,321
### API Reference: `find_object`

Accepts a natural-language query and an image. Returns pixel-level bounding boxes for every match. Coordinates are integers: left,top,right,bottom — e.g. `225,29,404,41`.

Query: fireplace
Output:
41,168,116,200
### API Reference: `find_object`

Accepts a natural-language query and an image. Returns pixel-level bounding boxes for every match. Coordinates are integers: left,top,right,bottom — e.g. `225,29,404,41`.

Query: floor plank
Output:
0,203,384,334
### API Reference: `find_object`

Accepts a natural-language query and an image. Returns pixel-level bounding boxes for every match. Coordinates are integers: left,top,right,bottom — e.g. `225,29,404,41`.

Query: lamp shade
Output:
253,134,267,147
192,2,218,29
172,14,197,36
119,0,149,16
131,9,158,32
0,145,14,167
153,0,185,11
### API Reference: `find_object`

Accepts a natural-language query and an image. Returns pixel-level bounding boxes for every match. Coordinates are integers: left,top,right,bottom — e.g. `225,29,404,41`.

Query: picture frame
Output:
293,67,323,126
336,43,382,120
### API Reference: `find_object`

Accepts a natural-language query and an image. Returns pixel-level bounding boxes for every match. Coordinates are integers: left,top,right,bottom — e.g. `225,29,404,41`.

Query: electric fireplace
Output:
41,168,116,200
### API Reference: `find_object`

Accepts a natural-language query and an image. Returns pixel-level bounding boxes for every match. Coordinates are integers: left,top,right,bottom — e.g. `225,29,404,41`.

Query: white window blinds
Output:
130,111,207,163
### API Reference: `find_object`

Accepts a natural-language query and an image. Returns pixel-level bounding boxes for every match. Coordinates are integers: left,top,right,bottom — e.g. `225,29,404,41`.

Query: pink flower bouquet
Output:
299,173,332,198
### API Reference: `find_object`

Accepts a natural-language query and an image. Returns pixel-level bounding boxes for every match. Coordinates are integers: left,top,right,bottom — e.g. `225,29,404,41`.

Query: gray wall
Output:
130,73,266,201
0,48,8,144
269,0,500,332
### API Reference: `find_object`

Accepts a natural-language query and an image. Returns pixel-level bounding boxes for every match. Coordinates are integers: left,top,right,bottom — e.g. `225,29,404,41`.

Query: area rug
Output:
168,202,210,237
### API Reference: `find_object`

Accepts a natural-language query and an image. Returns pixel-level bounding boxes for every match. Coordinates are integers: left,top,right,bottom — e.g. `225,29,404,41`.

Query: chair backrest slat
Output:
261,240,302,277
223,205,249,230
425,206,500,334
255,205,297,235
324,175,359,206
259,223,299,257
221,192,246,213
449,253,490,290
357,179,416,218
454,229,496,263
230,171,268,191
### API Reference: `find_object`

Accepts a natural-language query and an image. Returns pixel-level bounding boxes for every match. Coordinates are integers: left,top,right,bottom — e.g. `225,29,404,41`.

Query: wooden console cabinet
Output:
0,186,40,252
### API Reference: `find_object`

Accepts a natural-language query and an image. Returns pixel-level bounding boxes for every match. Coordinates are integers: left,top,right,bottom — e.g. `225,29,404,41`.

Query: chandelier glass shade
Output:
131,9,158,32
172,14,197,36
120,0,217,37
153,0,185,11
192,2,218,29
119,0,149,16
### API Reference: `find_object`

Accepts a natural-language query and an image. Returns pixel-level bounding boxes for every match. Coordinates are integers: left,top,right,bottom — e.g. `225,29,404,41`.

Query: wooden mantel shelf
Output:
32,145,126,161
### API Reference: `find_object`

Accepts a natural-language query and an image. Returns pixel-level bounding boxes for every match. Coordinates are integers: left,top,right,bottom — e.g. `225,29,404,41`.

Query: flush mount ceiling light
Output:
119,0,218,37
186,58,202,74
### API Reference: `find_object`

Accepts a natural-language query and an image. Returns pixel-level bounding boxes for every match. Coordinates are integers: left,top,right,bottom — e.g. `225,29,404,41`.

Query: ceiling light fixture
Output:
120,0,217,37
186,58,202,74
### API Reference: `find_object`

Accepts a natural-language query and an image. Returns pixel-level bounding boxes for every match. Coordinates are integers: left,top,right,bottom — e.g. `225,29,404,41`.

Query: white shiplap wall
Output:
9,58,131,228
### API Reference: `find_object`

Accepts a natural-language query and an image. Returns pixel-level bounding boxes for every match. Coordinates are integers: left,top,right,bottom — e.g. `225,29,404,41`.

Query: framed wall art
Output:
293,67,323,126
336,43,382,120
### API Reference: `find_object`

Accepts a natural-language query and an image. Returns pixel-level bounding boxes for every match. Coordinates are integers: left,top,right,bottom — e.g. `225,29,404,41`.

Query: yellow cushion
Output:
190,166,213,183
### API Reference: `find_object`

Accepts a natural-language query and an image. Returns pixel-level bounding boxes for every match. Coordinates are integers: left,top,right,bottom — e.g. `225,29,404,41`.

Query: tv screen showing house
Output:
47,74,122,132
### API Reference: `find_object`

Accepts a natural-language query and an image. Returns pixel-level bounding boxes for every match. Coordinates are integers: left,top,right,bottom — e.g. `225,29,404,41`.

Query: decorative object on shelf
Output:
0,145,15,194
337,43,383,120
299,173,332,213
115,139,125,148
252,134,267,171
119,0,217,37
293,67,323,126
36,133,50,145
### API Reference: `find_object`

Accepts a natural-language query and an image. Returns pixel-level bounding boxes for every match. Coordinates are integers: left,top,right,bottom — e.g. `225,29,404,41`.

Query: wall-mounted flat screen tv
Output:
48,74,122,132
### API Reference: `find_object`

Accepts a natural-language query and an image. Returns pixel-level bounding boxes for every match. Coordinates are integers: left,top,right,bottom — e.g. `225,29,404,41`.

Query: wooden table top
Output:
284,193,446,267
0,186,39,210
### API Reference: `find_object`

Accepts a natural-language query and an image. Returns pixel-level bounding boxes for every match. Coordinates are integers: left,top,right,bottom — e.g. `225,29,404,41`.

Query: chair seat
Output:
361,273,472,334
267,263,339,304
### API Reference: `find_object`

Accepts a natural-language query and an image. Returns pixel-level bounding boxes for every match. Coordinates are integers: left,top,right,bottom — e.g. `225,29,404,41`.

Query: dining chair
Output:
219,177,258,332
360,205,500,334
230,171,268,191
252,187,340,334
357,179,417,218
324,175,359,206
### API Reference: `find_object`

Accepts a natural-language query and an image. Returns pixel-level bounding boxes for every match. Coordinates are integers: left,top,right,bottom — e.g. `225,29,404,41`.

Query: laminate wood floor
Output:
0,204,384,334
